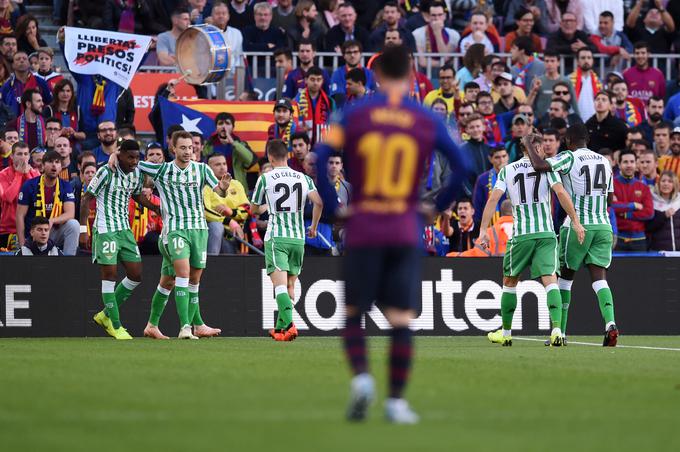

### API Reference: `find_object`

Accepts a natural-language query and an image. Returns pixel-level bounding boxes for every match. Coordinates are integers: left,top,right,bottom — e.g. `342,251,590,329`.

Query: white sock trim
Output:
188,283,199,293
502,286,516,294
102,280,115,293
592,280,609,293
502,329,512,337
545,283,559,293
157,285,171,296
558,278,573,291
274,285,287,297
121,277,140,290
175,277,189,288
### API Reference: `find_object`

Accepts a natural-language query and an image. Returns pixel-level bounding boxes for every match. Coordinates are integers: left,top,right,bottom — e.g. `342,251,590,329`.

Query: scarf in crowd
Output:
297,88,331,128
274,120,296,149
616,100,643,127
91,76,107,116
130,202,149,243
12,74,39,112
514,55,535,90
483,114,503,147
36,176,63,219
486,169,501,224
19,113,45,146
0,8,13,35
409,73,421,101
426,24,450,53
570,68,602,99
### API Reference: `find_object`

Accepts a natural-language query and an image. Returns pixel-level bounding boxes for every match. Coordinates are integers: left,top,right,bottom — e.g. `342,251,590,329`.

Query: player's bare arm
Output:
552,183,586,243
523,134,552,172
307,190,323,238
132,193,161,216
213,173,231,197
478,188,504,248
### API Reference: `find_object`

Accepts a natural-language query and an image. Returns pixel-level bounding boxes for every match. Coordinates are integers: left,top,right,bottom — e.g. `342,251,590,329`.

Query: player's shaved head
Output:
267,139,289,161
566,123,588,147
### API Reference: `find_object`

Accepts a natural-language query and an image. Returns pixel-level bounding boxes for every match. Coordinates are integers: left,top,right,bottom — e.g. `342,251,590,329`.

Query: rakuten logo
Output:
0,285,32,327
261,270,550,332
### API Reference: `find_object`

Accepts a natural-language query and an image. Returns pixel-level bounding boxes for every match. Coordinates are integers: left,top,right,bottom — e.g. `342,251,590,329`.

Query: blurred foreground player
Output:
315,45,469,424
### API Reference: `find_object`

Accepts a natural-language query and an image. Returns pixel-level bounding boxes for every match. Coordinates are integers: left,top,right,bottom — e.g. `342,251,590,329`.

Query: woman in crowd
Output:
0,0,20,35
15,15,47,55
647,171,680,252
43,79,86,146
0,54,11,85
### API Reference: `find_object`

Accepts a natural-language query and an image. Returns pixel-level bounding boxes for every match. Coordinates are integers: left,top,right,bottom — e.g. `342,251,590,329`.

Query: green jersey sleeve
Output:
138,160,163,177
203,163,219,189
132,169,143,196
86,167,110,196
493,166,507,192
546,151,574,174
305,175,317,192
251,175,266,205
547,170,561,187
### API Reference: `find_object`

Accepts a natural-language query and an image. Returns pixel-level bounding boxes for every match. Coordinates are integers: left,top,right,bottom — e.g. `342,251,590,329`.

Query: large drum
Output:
176,24,230,85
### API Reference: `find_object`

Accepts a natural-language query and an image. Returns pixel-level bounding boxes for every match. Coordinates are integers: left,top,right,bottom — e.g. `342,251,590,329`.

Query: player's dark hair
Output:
119,139,140,153
611,79,627,89
550,117,567,130
464,81,480,91
346,67,366,85
431,98,448,112
374,44,411,80
266,139,289,160
481,54,498,71
42,150,62,164
512,36,534,56
171,130,193,147
12,141,29,153
429,0,447,13
31,216,49,229
291,131,310,145
599,147,613,156
329,151,343,159
627,126,642,136
21,88,38,108
600,10,614,19
215,112,235,126
306,66,324,78
341,39,362,54
566,123,589,144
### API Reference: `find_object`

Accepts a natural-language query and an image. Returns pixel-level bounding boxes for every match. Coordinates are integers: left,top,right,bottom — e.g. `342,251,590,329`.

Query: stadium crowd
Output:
2,0,680,256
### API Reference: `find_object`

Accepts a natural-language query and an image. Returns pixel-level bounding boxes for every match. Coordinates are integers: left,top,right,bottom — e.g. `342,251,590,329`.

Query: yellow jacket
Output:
203,179,250,224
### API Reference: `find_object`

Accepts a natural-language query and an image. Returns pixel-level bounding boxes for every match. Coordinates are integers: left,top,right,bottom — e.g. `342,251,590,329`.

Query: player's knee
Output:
385,308,414,328
502,276,519,287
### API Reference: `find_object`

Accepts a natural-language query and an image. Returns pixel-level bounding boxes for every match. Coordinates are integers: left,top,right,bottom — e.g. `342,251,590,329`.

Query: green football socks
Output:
545,284,562,329
114,277,140,307
275,286,293,329
558,278,574,334
501,286,517,331
593,281,616,325
175,277,190,327
189,284,203,326
102,280,121,329
149,285,171,326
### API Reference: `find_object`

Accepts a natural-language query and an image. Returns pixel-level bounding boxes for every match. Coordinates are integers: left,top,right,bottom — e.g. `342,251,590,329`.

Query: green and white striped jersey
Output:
87,164,143,233
251,166,316,242
495,157,561,238
138,160,218,233
546,148,613,229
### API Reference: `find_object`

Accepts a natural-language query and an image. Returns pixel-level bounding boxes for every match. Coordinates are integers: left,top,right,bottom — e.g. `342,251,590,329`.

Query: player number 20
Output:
102,241,117,254
358,132,418,198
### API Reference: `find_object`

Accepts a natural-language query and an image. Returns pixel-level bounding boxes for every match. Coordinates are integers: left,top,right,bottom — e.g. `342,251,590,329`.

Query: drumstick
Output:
178,69,193,82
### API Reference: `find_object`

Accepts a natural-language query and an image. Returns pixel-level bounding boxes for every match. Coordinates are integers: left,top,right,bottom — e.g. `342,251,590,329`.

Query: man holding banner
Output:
58,27,152,149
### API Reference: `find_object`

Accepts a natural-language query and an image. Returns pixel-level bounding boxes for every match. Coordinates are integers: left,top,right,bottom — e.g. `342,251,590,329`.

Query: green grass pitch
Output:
1,336,679,452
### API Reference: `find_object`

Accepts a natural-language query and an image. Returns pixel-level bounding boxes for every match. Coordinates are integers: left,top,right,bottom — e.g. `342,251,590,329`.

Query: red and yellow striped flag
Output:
177,100,275,156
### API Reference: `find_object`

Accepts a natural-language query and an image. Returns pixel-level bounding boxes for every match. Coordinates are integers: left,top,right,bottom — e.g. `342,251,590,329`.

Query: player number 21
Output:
358,132,418,198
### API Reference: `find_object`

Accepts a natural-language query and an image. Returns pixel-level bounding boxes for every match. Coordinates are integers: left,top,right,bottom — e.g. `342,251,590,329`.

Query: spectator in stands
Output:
539,98,582,129
570,48,602,122
552,80,581,117
319,0,341,31
92,121,118,166
323,3,369,53
16,150,78,255
583,2,624,34
625,2,675,54
188,0,211,25
443,198,480,254
0,51,51,117
287,1,324,50
423,64,457,112
613,149,654,251
345,67,371,105
459,9,497,53
542,127,562,156
272,0,295,30
73,161,97,235
0,141,39,250
545,11,597,55
611,79,645,127
205,153,244,255
16,216,63,256
44,117,62,151
144,143,164,164
243,2,287,52
203,112,257,189
35,48,63,93
637,148,659,186
658,127,680,178
43,79,85,147
623,42,666,104
273,48,293,81
209,1,244,70
296,66,335,145
506,114,532,161
510,36,545,95
15,89,45,151
283,39,330,99
473,54,501,93
473,145,509,224
586,91,628,152
653,122,672,156
54,135,77,180
505,0,550,35
156,9,191,67
591,11,633,70
412,1,459,70
461,113,492,196
463,82,481,105
493,72,520,115
504,7,545,52
454,43,485,88
662,88,680,126
190,131,204,162
0,34,16,60
0,128,17,170
289,132,310,174
490,61,527,104
15,15,47,56
477,91,510,148
647,170,680,251
640,96,664,142
267,98,298,150
368,1,416,51
329,40,375,108
626,127,645,151
630,138,651,157
117,124,136,142
0,0,20,36
228,0,255,31
531,51,576,115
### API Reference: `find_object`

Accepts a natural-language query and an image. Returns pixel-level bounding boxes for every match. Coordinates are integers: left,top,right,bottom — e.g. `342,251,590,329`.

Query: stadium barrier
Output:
0,256,677,338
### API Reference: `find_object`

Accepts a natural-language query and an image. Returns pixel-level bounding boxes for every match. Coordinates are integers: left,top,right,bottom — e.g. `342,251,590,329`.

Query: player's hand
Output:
107,151,119,169
307,225,318,239
573,222,586,244
219,173,232,191
478,231,490,250
531,77,542,93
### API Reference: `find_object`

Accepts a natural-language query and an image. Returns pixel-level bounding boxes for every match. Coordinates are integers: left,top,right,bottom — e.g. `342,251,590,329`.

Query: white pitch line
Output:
514,337,680,352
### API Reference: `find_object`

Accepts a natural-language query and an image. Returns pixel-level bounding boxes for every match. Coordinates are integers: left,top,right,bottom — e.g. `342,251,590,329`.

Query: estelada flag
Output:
177,100,275,156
